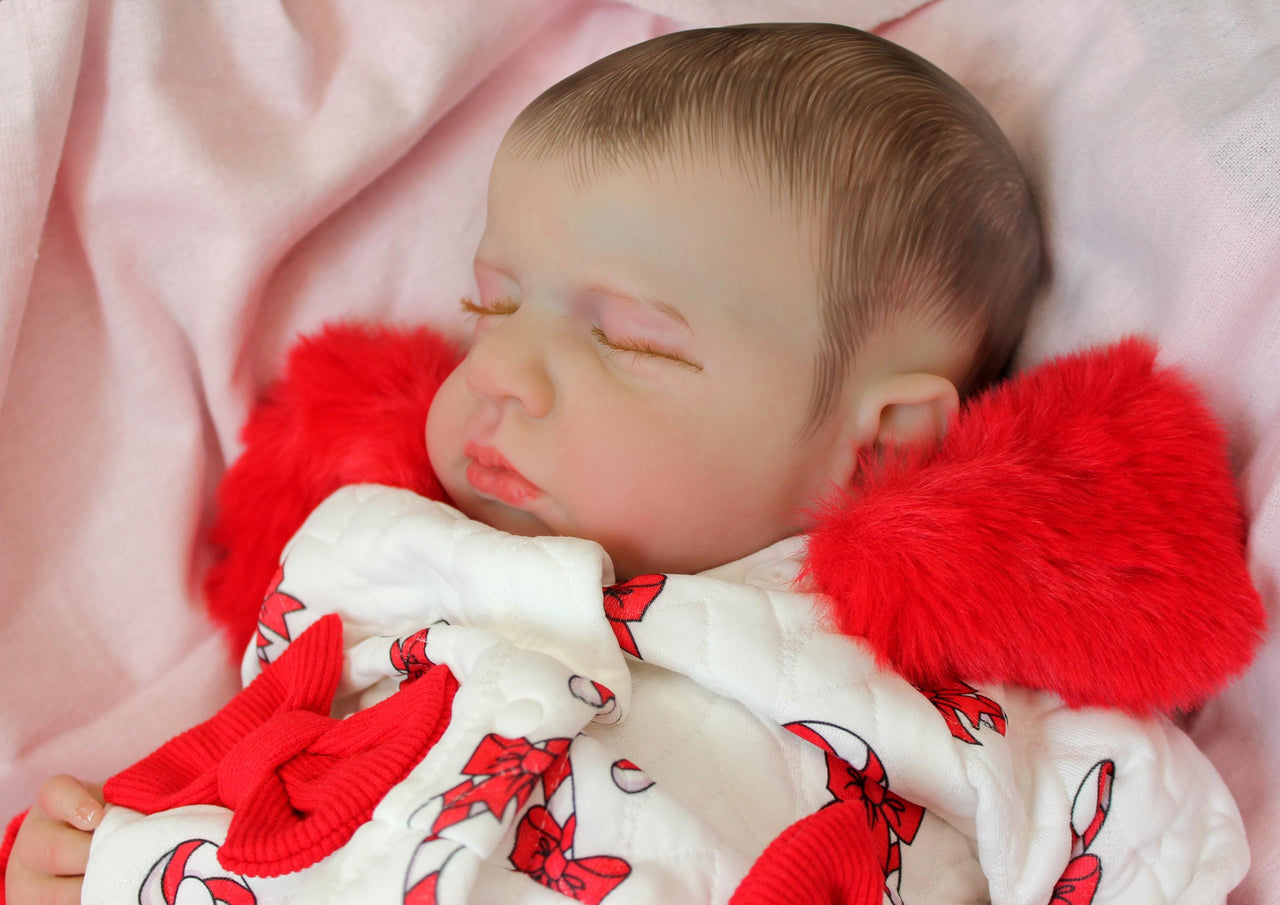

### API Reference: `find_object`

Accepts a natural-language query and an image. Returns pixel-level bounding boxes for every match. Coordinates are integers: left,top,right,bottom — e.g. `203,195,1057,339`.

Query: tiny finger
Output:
11,814,93,877
35,776,102,831
5,864,85,905
40,821,94,876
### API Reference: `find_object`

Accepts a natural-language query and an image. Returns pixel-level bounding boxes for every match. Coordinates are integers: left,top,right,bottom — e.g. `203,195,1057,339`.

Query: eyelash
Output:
589,326,703,372
458,295,702,372
460,296,518,317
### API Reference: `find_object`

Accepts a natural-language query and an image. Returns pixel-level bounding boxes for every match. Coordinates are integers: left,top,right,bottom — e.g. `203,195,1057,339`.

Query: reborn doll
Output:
3,23,1266,905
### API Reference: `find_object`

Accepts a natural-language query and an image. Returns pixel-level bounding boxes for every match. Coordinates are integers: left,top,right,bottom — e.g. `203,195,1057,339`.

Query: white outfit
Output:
84,485,1248,905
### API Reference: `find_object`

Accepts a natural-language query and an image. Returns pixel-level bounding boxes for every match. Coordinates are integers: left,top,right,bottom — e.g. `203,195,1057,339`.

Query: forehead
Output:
480,142,822,337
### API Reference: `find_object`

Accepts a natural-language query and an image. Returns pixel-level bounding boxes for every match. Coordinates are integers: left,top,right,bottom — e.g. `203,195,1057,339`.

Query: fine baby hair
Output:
508,22,1044,425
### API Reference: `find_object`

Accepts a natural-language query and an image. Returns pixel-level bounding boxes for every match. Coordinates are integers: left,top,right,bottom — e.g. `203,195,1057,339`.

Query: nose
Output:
462,311,556,419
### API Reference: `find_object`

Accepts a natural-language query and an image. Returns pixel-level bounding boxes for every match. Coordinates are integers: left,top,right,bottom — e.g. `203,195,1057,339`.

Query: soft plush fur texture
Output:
205,324,459,653
804,337,1265,714
204,325,1265,714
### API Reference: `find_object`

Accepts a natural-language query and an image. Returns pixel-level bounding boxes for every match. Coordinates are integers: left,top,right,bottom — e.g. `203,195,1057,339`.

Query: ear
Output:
855,372,960,448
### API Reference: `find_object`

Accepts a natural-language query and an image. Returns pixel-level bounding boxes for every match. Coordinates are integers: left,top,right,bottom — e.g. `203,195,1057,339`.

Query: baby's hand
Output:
4,775,103,905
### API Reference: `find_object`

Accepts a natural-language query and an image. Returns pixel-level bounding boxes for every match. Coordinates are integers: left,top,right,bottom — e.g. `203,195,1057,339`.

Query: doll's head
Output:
426,24,1043,580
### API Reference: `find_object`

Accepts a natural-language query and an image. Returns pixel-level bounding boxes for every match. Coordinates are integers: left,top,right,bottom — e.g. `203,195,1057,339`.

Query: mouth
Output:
463,441,542,506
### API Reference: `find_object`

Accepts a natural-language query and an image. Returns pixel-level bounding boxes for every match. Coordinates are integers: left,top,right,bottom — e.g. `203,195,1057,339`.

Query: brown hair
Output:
508,23,1044,433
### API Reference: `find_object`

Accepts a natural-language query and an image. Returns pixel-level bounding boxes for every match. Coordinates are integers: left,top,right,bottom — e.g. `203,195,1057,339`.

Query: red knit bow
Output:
105,614,458,877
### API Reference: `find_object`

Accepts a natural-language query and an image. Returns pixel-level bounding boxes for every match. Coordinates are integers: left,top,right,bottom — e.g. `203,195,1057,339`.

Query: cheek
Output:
546,404,653,511
556,409,728,524
425,367,468,486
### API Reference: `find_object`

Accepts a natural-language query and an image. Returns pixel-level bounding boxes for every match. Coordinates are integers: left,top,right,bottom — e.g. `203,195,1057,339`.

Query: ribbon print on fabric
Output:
602,574,666,658
411,735,633,902
431,735,572,833
1052,759,1115,904
918,681,1008,745
786,721,925,904
254,564,306,666
391,628,437,689
510,807,631,905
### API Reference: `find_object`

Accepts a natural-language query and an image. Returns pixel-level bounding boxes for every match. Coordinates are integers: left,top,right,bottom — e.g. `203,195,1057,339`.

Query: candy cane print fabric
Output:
82,486,1247,905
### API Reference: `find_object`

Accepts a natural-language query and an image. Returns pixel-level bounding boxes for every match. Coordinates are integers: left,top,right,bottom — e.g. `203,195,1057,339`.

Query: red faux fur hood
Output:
205,324,1265,715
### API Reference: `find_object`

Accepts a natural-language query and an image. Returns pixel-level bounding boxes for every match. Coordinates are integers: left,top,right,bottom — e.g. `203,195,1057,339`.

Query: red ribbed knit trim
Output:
105,615,344,813
104,615,458,877
217,664,457,876
730,801,884,905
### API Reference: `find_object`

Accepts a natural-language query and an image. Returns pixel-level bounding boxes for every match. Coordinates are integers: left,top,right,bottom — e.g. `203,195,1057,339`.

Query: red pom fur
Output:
803,337,1266,714
203,323,460,655
204,327,1265,713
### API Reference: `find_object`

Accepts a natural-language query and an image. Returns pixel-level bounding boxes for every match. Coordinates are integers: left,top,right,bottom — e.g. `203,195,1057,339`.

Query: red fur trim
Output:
203,323,460,655
803,337,1266,714
205,327,1264,713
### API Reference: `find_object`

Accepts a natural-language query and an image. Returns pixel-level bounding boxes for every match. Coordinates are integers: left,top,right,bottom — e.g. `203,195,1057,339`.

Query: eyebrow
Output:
585,282,693,333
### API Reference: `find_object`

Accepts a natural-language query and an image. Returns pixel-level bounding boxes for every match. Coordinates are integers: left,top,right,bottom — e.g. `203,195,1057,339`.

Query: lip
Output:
463,441,542,506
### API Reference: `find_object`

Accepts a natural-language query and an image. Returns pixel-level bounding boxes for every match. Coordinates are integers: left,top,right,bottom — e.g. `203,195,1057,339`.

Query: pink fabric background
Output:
1,1,1275,900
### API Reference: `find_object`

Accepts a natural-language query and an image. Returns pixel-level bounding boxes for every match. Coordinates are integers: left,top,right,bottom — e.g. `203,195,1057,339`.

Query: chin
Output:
605,544,715,582
466,495,554,539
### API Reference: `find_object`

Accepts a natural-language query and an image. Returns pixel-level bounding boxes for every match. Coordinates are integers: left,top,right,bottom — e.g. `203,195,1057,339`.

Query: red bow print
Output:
603,574,666,658
105,615,458,877
509,807,631,904
431,735,571,833
919,681,1008,745
254,565,305,665
786,722,924,886
823,750,924,876
390,628,435,689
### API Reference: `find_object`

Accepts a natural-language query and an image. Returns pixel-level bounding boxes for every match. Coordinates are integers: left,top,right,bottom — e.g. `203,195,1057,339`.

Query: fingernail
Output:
74,803,99,827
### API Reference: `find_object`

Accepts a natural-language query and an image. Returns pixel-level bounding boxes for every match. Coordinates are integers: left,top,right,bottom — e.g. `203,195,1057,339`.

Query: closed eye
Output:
590,325,703,372
460,295,519,317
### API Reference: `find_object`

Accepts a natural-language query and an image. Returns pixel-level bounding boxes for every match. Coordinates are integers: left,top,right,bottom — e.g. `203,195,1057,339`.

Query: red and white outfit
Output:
83,483,1247,905
22,327,1250,905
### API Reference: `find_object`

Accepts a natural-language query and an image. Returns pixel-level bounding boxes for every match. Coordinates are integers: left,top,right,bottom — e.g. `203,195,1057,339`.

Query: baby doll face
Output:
425,143,862,579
